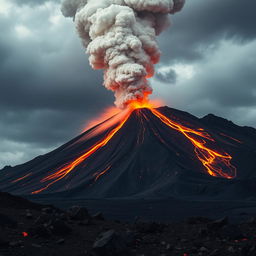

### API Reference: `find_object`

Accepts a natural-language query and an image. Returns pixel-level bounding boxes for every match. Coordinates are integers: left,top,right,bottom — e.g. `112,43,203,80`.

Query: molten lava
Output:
150,108,236,179
12,173,32,184
25,99,236,194
32,111,131,194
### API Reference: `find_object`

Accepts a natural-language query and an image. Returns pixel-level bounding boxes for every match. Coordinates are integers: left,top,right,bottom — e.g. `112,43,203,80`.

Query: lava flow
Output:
31,109,131,194
150,108,236,179
30,100,236,194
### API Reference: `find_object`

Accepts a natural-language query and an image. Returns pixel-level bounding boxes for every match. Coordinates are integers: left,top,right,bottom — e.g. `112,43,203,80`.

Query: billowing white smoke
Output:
61,0,185,108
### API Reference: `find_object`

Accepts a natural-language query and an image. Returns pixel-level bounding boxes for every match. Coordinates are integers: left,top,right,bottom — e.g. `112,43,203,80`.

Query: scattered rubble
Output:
68,206,90,221
93,229,129,256
92,212,104,221
0,191,256,256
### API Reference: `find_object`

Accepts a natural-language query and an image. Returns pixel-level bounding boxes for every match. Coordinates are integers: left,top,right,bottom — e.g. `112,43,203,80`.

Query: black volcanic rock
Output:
49,219,72,236
0,189,256,256
0,191,42,210
2,165,11,171
0,106,256,220
219,224,244,240
0,213,17,228
93,230,129,256
68,205,90,221
28,224,51,238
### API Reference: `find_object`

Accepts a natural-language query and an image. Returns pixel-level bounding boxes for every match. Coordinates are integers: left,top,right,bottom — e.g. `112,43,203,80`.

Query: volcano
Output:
1,106,256,220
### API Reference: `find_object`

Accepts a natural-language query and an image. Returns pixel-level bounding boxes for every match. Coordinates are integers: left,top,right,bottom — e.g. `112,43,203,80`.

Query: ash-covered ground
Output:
1,191,256,256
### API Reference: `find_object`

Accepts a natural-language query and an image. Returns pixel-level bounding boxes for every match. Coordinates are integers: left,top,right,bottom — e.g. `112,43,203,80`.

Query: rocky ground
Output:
1,192,256,256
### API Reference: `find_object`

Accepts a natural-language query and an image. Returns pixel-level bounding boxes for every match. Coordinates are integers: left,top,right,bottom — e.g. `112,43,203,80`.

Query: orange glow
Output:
128,98,164,111
30,99,236,194
70,109,132,149
93,165,112,181
150,108,236,179
83,106,121,132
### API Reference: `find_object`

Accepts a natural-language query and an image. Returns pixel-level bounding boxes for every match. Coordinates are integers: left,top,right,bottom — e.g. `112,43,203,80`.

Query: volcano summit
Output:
1,105,256,220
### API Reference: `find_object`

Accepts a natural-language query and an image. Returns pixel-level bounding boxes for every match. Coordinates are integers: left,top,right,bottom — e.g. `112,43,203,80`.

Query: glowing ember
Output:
25,99,236,194
22,232,28,237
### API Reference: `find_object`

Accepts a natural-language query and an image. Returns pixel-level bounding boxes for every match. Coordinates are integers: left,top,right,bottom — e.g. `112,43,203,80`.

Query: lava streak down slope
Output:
0,106,256,205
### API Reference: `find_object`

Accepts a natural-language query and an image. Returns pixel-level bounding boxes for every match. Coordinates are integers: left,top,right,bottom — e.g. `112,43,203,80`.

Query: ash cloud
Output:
158,0,256,63
61,0,185,108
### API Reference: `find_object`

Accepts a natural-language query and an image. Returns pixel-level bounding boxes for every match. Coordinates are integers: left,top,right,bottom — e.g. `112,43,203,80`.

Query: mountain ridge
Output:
0,106,255,204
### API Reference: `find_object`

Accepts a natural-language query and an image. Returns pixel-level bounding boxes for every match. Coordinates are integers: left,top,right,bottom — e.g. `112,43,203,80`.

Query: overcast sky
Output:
0,0,255,168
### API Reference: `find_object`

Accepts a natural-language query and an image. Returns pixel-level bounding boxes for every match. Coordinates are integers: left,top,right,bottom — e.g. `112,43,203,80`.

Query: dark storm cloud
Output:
0,0,256,168
0,1,113,167
0,6,112,111
152,0,256,131
155,69,177,84
160,0,256,62
156,39,256,128
0,108,91,147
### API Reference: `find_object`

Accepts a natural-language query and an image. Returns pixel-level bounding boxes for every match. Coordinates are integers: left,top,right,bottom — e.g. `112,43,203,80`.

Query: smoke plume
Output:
61,0,185,108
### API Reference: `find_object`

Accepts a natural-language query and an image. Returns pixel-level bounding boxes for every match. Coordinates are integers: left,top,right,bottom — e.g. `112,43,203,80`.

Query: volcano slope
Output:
1,106,256,220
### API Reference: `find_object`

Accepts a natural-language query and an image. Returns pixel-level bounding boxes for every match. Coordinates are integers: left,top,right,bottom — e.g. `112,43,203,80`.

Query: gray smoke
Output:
61,0,185,108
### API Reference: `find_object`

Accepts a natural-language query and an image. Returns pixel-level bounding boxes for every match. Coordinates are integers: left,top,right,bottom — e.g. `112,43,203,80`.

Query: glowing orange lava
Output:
150,108,236,179
12,173,32,183
29,99,236,194
93,165,112,181
219,132,243,144
32,111,131,194
128,98,163,111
